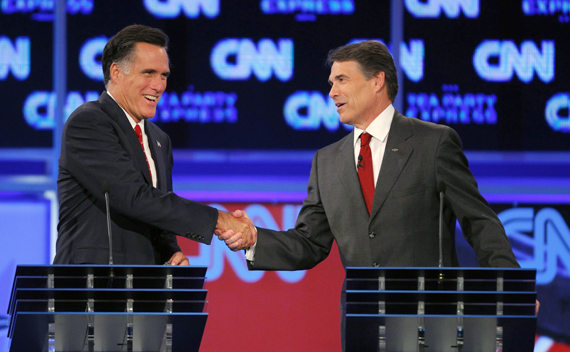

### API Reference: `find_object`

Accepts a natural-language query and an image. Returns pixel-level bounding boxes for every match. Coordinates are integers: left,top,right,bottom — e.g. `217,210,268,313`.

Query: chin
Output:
144,111,157,119
339,116,352,126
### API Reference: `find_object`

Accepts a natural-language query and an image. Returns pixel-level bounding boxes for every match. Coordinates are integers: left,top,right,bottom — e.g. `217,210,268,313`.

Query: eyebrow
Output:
328,74,348,85
141,68,170,77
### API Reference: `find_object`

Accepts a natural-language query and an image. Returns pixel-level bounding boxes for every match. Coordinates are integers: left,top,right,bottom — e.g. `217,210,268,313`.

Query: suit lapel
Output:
132,132,153,186
99,93,153,186
145,122,167,190
370,112,414,222
336,131,369,215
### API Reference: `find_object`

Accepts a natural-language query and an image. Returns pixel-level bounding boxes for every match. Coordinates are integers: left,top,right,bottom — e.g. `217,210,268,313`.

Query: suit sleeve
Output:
435,127,520,268
158,133,184,261
62,107,218,244
248,151,335,270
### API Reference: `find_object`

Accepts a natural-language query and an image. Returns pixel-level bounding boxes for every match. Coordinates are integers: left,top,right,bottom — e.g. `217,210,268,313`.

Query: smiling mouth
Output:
143,94,158,102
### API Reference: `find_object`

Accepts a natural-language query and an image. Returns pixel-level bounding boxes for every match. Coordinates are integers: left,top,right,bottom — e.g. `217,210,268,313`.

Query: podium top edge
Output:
14,265,208,277
345,267,536,279
346,313,538,318
345,267,534,271
17,265,207,268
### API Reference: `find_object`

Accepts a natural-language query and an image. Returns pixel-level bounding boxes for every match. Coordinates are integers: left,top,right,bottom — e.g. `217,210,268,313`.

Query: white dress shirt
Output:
246,105,395,262
107,91,157,188
352,104,394,187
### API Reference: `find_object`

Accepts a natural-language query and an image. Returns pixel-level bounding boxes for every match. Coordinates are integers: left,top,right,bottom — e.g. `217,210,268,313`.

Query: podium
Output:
7,265,209,352
345,267,537,352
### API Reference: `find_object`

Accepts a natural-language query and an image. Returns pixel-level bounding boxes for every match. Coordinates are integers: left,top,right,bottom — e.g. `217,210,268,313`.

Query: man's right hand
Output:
215,210,256,251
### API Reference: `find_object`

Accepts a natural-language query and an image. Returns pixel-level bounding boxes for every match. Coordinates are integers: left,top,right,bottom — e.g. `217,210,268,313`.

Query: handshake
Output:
215,210,256,251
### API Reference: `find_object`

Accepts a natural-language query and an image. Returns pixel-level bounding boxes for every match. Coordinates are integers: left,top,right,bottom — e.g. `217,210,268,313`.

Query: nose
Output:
151,75,167,92
329,83,337,98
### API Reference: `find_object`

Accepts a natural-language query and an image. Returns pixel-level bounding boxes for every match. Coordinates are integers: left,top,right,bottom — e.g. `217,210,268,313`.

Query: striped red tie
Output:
358,132,374,214
134,125,152,183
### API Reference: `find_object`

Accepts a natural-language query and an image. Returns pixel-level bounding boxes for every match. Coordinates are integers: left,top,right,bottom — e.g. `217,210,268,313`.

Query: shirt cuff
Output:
245,239,257,262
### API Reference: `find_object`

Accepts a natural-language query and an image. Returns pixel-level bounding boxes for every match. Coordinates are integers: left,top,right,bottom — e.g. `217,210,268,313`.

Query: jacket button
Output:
368,232,376,239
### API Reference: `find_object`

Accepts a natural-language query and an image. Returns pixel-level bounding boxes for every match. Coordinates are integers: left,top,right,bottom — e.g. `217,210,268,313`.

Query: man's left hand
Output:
168,251,189,265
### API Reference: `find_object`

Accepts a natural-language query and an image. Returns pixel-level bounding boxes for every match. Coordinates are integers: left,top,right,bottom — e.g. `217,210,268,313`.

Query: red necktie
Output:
358,132,375,214
134,125,153,183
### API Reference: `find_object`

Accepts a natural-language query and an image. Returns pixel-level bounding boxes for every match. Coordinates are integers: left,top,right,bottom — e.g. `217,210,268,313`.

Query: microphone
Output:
102,181,113,267
437,182,446,286
357,155,364,168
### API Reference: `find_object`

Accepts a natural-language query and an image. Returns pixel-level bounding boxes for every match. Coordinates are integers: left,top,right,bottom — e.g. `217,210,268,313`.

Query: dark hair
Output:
326,40,398,101
102,24,169,87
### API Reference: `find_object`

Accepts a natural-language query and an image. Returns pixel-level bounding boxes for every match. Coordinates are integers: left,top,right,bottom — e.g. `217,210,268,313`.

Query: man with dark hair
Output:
219,40,521,348
54,24,255,265
327,40,399,101
101,25,170,88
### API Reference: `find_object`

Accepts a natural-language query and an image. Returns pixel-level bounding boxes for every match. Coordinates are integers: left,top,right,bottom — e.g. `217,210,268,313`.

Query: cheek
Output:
348,88,364,108
354,87,375,107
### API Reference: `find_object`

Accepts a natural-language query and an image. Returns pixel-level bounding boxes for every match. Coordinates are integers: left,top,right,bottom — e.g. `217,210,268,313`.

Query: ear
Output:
373,71,385,93
109,62,121,83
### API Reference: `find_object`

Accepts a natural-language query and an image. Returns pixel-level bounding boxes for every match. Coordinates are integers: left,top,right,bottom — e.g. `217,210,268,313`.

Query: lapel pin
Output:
392,148,398,152
157,141,162,148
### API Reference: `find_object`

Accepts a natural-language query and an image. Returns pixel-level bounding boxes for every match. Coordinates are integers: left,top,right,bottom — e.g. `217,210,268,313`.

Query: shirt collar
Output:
106,91,145,132
353,104,394,146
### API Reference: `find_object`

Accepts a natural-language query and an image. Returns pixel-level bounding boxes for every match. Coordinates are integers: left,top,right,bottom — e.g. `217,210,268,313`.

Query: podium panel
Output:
346,315,536,352
10,313,207,352
7,265,209,352
345,267,537,352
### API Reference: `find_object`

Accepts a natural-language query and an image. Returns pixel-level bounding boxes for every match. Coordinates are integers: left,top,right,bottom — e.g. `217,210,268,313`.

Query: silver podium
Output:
345,267,537,352
7,265,209,352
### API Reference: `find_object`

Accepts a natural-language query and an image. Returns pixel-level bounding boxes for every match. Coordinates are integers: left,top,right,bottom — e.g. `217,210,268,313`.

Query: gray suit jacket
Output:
249,110,519,270
54,92,218,265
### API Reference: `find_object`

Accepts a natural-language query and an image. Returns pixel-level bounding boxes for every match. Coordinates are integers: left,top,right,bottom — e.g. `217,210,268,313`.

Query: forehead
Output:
131,42,169,68
329,60,364,79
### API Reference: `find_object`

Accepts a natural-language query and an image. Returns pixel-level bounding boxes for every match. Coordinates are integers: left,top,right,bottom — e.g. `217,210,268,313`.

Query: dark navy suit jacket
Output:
54,92,218,264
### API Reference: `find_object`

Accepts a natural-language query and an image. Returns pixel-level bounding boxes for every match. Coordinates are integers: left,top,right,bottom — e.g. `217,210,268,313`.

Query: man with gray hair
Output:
55,24,255,265
219,40,521,348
